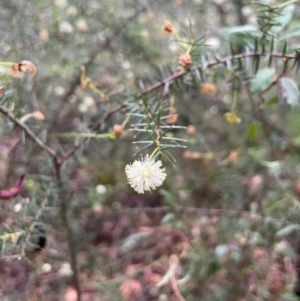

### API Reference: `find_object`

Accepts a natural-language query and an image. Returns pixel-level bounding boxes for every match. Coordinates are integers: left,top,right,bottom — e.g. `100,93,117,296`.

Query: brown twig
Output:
0,105,56,157
142,51,298,96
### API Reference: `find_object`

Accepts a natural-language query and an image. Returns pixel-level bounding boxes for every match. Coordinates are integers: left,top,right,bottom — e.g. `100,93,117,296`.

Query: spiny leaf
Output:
254,55,260,74
133,143,153,155
297,60,300,73
254,36,259,53
160,144,187,148
268,37,274,66
282,41,287,56
262,40,266,53
161,137,188,142
271,3,295,33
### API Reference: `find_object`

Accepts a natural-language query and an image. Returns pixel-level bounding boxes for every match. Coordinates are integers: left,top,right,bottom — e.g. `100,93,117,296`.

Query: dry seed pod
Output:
9,63,20,76
18,60,37,77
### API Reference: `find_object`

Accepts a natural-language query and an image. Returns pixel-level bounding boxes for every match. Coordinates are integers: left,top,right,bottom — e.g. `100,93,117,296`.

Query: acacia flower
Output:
125,155,167,194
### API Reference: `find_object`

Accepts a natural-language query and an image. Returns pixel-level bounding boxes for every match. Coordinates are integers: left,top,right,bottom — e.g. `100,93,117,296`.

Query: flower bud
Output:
200,83,216,94
183,150,192,159
162,21,175,33
166,107,178,124
19,60,37,77
81,80,90,89
191,152,201,160
39,29,49,41
9,63,20,76
178,54,192,68
33,111,45,121
113,124,123,137
186,125,196,135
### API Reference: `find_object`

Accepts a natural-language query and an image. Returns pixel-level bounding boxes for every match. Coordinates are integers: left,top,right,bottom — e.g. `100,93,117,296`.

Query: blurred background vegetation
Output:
1,0,300,300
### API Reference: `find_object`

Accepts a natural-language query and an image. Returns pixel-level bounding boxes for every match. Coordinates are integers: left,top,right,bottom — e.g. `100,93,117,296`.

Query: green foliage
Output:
220,25,259,45
247,121,258,140
280,25,300,40
250,67,274,93
280,77,300,106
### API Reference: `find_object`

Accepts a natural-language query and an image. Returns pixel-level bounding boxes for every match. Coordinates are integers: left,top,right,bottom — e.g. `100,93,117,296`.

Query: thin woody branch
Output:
140,51,297,96
54,157,81,300
0,105,56,157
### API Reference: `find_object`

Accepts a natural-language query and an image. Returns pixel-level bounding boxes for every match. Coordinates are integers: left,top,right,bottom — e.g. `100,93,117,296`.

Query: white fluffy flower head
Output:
125,154,167,194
